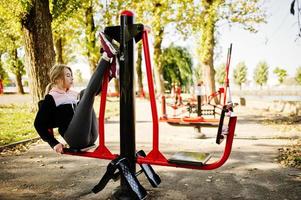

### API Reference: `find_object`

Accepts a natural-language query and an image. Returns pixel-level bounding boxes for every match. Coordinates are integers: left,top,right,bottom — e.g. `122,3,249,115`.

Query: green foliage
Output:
233,62,247,89
19,0,32,14
215,63,226,86
196,0,266,95
0,103,36,146
221,0,267,33
161,45,193,90
51,0,90,64
51,0,81,21
254,61,269,87
0,0,26,88
127,0,196,94
103,0,130,25
0,0,23,53
1,50,26,84
273,67,287,84
129,0,194,31
6,53,26,76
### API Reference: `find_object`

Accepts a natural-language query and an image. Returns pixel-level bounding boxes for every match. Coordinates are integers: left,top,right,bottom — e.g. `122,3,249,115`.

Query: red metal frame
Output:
64,29,236,170
137,30,236,169
64,69,117,160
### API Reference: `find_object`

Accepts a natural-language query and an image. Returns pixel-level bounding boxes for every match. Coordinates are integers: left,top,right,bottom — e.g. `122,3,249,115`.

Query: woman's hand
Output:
53,143,64,154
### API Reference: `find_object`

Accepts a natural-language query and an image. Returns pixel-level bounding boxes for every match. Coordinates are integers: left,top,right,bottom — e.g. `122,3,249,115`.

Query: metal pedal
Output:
92,156,147,200
111,169,146,182
116,157,147,200
136,150,161,187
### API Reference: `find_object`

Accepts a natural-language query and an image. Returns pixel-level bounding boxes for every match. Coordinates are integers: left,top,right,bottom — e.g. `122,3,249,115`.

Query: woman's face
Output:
62,68,73,90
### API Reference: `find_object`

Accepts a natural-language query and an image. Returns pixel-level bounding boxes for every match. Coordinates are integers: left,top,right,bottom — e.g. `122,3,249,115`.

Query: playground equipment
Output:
160,44,233,132
61,11,237,200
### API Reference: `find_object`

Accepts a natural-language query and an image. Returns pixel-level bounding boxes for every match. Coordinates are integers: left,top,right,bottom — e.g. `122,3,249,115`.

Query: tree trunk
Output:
12,49,24,94
153,28,164,95
85,1,98,72
200,2,218,103
136,43,144,97
15,72,24,94
55,37,64,64
22,0,55,103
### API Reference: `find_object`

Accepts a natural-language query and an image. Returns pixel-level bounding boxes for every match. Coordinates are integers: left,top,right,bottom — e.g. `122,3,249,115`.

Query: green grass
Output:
0,103,37,146
0,98,120,146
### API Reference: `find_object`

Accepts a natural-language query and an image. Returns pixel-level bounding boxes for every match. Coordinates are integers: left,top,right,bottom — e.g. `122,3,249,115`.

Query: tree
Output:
21,0,88,102
233,62,247,90
295,66,301,85
215,63,226,86
5,50,26,94
254,61,269,88
130,2,145,97
0,1,26,94
195,0,266,100
128,0,196,95
51,0,84,64
52,0,82,64
135,42,144,96
101,0,131,94
161,45,193,91
273,67,287,84
20,0,55,103
0,53,9,84
82,0,102,71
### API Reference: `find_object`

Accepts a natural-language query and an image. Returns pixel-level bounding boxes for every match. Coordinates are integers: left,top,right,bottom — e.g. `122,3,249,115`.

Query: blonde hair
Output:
45,64,72,95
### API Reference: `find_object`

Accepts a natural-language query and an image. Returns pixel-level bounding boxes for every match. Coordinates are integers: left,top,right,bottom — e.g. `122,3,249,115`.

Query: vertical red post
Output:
142,30,167,162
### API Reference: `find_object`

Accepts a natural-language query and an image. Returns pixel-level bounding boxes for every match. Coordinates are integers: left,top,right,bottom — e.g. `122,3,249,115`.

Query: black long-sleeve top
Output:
34,89,78,148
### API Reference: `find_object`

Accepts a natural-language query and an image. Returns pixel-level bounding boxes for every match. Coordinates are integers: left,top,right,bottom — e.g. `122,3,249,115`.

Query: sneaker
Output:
99,32,118,58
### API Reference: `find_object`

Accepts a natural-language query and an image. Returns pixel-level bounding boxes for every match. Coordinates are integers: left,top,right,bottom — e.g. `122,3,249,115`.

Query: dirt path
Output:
0,97,300,199
0,94,32,104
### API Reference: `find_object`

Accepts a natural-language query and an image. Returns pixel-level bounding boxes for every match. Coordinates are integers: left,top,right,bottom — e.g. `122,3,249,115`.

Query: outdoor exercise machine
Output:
159,44,233,132
62,11,237,200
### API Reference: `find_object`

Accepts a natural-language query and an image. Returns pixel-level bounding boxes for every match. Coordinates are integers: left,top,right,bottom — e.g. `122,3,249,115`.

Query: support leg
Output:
92,157,147,200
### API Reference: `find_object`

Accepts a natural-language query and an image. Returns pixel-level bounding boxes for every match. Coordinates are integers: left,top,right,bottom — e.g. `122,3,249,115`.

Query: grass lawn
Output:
0,96,119,146
0,103,36,146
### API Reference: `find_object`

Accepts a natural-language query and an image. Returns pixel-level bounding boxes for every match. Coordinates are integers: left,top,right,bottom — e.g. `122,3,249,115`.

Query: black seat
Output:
168,151,211,166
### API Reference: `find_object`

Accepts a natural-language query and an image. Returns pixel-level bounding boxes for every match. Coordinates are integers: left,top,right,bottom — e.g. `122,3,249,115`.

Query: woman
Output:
34,32,118,154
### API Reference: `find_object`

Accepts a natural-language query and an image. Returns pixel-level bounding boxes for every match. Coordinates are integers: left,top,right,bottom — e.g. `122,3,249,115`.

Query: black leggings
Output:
64,59,110,148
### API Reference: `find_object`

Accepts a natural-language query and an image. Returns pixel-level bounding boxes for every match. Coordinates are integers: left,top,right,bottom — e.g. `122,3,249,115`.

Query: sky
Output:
73,0,301,85
218,0,301,84
160,0,301,85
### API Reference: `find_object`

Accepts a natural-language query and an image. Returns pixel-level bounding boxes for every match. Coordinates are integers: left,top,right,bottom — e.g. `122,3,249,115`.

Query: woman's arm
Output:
34,95,60,149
